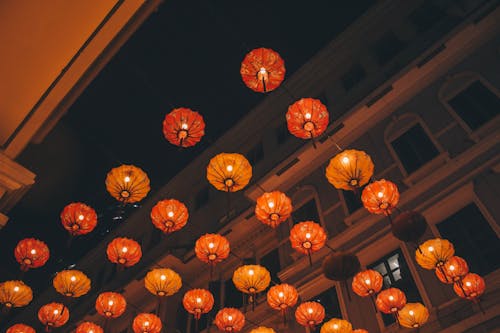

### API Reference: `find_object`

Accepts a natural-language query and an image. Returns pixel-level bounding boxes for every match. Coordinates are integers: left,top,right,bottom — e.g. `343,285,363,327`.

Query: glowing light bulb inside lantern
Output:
208,242,214,249
342,156,350,164
108,300,114,306
308,308,313,314
259,67,267,75
278,292,284,298
167,211,174,218
449,265,455,271
31,249,36,255
305,233,311,239
409,310,414,316
228,315,233,321
389,295,394,301
248,269,254,276
144,321,150,327
70,276,76,282
226,165,233,172
78,214,85,221
377,192,384,198
53,309,59,315
89,330,94,333
122,247,128,253
196,297,202,304
428,246,434,252
466,281,472,287
181,123,188,130
268,201,275,208
13,286,19,292
365,279,371,285
160,274,166,281
124,176,131,183
305,112,312,120
333,324,339,330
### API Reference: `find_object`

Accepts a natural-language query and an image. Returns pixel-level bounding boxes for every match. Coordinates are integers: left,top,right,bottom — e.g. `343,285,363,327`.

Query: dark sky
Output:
0,0,373,320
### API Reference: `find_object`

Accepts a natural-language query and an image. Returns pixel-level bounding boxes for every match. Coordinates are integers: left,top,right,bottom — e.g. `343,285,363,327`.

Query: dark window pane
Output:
276,122,289,145
409,2,446,32
372,31,406,65
437,203,500,276
342,189,363,214
292,199,320,224
311,286,342,318
391,124,439,174
260,248,281,283
224,279,243,308
448,81,500,130
195,186,209,210
341,63,366,91
247,141,264,165
175,301,189,333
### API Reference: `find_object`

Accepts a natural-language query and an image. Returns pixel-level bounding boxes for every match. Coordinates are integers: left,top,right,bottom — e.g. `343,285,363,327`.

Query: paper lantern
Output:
240,47,285,93
132,313,162,333
322,252,361,282
267,283,298,312
325,150,374,191
415,238,454,270
351,269,383,297
95,292,127,318
162,107,205,147
0,280,32,308
361,179,399,215
255,191,292,228
207,153,252,192
38,303,69,331
232,265,271,298
454,273,485,300
6,324,35,333
375,288,407,314
289,221,327,255
14,238,50,271
76,322,104,333
249,327,275,333
105,165,150,203
106,237,142,267
397,302,429,329
195,233,230,265
435,256,469,284
320,318,353,333
286,98,329,140
144,268,182,297
53,270,91,298
214,308,246,332
60,202,98,236
295,301,325,328
182,289,214,320
150,199,189,234
390,211,427,243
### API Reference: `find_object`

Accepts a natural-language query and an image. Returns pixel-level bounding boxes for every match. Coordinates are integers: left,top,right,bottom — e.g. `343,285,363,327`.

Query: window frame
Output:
288,185,326,229
338,188,364,218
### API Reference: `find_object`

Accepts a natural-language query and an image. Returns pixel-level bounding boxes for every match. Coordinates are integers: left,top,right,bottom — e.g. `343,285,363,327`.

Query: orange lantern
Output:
289,221,327,264
53,270,91,298
255,191,292,228
435,256,469,284
150,199,189,234
163,107,205,147
0,280,33,308
132,313,162,333
182,289,214,320
267,283,298,314
397,303,429,329
454,273,485,300
214,308,246,332
14,238,50,271
232,265,271,307
325,150,374,191
286,98,329,140
144,268,182,297
38,302,69,331
195,233,230,265
375,288,407,314
95,292,127,318
60,202,98,236
105,164,150,203
415,238,454,270
6,324,35,333
295,301,325,329
320,318,353,333
76,322,104,333
207,153,252,192
240,47,285,93
353,330,368,333
352,269,383,297
250,327,275,333
107,237,142,267
361,179,399,216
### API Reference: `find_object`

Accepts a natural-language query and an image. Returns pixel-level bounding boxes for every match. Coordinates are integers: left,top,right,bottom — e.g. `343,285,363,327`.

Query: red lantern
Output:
132,313,162,333
183,289,214,320
106,237,142,267
435,256,469,284
361,179,399,216
286,98,329,140
195,234,230,265
266,283,299,312
14,238,50,271
6,324,35,333
150,199,189,234
95,292,127,318
454,273,485,300
163,107,205,147
255,191,293,228
289,221,327,264
60,202,98,236
38,303,69,331
352,269,383,297
295,301,325,329
376,288,407,314
240,48,285,93
214,308,246,332
76,322,104,333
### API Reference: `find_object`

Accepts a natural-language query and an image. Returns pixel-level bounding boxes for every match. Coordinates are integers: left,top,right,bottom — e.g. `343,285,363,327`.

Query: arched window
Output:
289,185,324,228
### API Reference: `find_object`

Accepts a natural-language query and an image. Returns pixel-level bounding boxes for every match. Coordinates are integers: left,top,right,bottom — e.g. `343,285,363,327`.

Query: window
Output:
175,302,189,333
437,203,500,276
409,2,446,32
369,249,422,326
372,31,406,65
341,63,366,91
260,248,281,283
390,123,439,174
291,199,320,225
311,286,342,318
194,186,209,210
447,81,500,131
275,122,289,145
247,141,264,165
224,279,243,309
341,189,363,214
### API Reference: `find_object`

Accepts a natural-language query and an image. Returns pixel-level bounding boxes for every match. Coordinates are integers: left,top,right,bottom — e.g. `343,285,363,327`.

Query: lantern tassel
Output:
195,316,199,333
438,265,450,284
343,280,352,301
210,263,214,281
310,132,317,149
282,308,287,327
307,249,313,267
394,311,400,327
474,298,485,314
262,78,267,93
370,294,378,313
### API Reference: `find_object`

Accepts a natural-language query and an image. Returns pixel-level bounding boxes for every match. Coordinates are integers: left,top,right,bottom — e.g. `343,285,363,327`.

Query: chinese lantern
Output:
38,302,69,331
132,313,162,333
150,199,189,234
375,288,407,314
289,221,327,265
325,150,374,191
195,233,230,265
60,202,98,236
95,292,127,318
6,324,35,333
106,237,142,267
435,256,468,284
207,153,252,192
105,165,150,203
240,47,285,93
53,270,91,297
214,308,245,332
14,238,50,271
454,273,485,300
0,280,33,308
322,252,361,282
255,191,292,228
232,265,271,307
390,211,427,243
361,179,399,216
286,98,329,140
162,107,205,147
415,238,454,270
267,283,298,320
182,289,214,320
249,327,275,333
397,302,429,329
295,301,325,329
144,268,182,297
320,318,353,333
351,269,383,297
76,322,104,333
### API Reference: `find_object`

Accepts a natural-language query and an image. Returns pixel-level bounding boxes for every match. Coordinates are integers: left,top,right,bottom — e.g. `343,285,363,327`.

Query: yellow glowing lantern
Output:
325,150,374,191
207,153,252,192
144,268,182,297
0,280,32,308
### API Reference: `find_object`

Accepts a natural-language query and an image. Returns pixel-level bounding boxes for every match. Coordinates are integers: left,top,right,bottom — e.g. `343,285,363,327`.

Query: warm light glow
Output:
78,214,85,221
365,279,371,285
108,300,114,306
449,265,455,271
389,295,394,301
160,274,166,281
181,123,188,130
124,176,131,183
466,281,472,287
409,310,414,316
248,269,254,276
144,321,150,327
278,292,284,298
377,191,384,198
268,201,275,208
167,211,174,218
259,67,267,74
13,286,19,292
70,276,76,282
308,307,313,314
305,233,311,239
208,242,215,249
228,315,233,321
333,324,339,329
53,309,59,315
196,297,202,303
342,156,350,164
226,165,233,172
30,249,36,255
428,246,434,252
89,330,94,333
122,247,128,253
305,112,312,119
